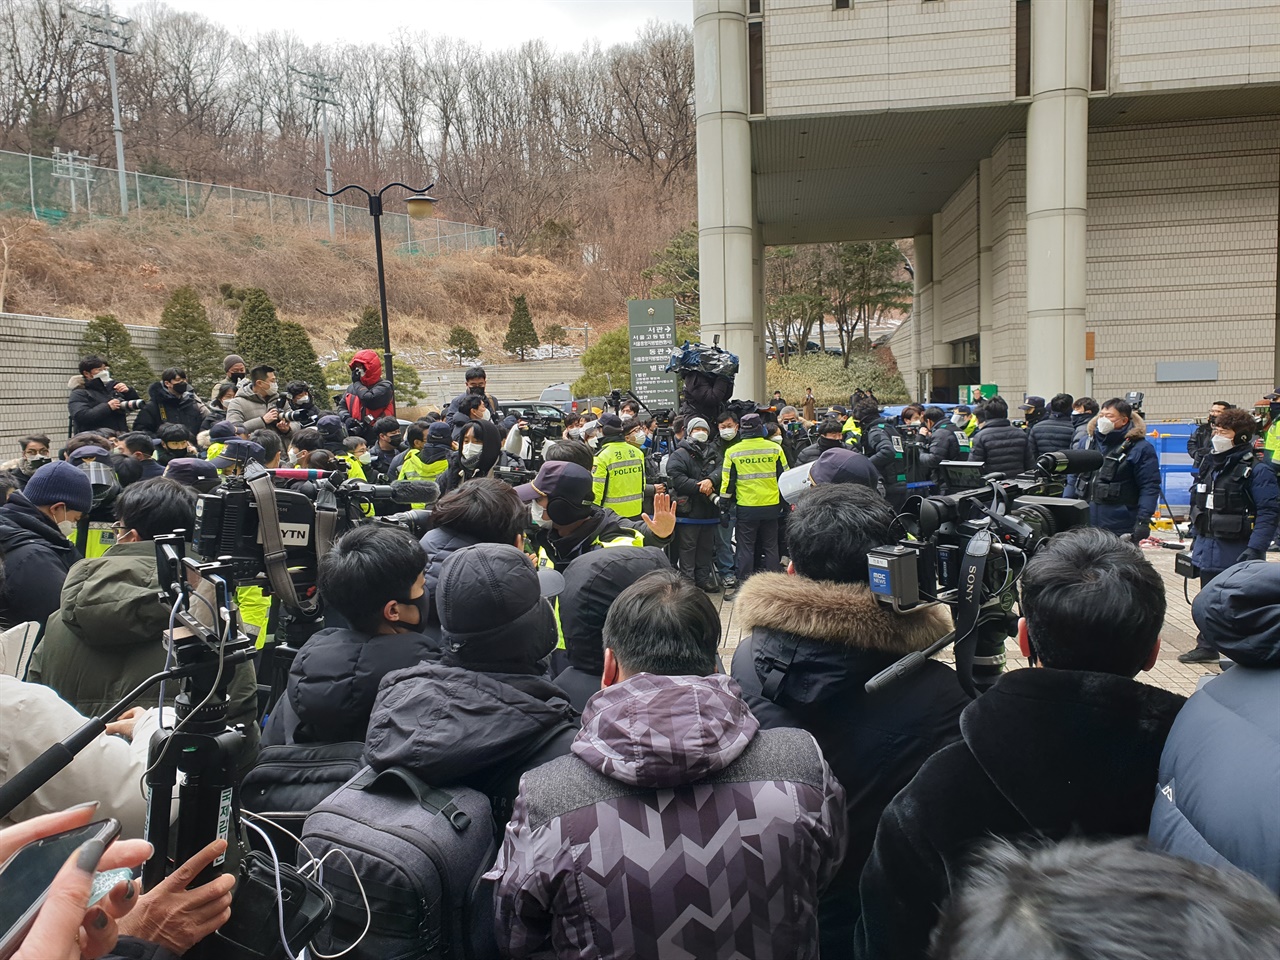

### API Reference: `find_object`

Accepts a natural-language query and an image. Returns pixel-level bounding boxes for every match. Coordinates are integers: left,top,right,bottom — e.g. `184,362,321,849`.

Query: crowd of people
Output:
0,358,1278,960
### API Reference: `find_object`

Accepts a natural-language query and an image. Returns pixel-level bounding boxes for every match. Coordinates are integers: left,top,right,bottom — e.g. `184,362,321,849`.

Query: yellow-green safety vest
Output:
398,448,449,507
1264,421,1280,464
842,418,862,442
721,437,784,507
537,529,646,649
206,442,228,474
237,585,272,648
336,454,374,516
592,440,646,518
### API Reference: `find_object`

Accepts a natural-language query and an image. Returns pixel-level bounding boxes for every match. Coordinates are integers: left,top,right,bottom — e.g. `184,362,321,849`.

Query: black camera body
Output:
276,395,318,427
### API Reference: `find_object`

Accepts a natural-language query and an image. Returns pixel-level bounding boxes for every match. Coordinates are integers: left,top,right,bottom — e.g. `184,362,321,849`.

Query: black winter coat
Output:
261,627,441,746
855,669,1185,960
530,505,669,571
918,423,961,474
665,438,720,519
968,417,1032,477
420,525,480,634
796,436,846,466
858,417,907,493
0,493,80,633
132,382,204,436
67,376,139,435
680,370,732,425
1028,411,1075,459
731,573,968,957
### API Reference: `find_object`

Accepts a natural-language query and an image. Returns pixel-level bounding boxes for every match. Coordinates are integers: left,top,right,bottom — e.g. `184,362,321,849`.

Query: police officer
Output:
1179,406,1280,662
853,399,908,510
950,405,975,454
719,412,785,596
1064,397,1161,542
591,413,646,519
1261,390,1280,468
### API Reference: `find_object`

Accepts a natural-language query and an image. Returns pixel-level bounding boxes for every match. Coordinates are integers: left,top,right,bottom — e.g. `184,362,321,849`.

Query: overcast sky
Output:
154,0,693,51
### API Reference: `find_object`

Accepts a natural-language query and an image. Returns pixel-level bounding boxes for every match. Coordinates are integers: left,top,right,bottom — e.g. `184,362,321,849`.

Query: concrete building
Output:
693,0,1280,417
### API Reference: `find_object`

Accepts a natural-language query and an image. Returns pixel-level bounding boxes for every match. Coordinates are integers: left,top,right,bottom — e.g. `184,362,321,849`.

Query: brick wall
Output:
0,313,233,454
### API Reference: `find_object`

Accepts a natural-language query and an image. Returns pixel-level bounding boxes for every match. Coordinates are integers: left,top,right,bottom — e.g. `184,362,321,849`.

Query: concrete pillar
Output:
978,158,995,384
1025,0,1090,398
694,0,762,400
913,233,933,401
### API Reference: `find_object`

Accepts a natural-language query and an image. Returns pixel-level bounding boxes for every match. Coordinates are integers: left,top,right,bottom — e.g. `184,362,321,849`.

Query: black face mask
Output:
468,385,486,396
229,372,245,386
170,382,189,396
1071,412,1090,428
396,593,431,629
157,447,186,464
817,435,842,451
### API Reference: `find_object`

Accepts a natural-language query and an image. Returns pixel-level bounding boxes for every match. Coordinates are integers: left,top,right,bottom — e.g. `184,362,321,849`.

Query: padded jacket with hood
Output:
968,417,1032,477
339,349,395,442
0,492,80,633
1027,411,1075,459
26,540,261,772
855,668,1185,960
67,375,140,435
260,627,441,747
225,379,297,436
730,573,968,955
1064,413,1161,535
1150,562,1280,894
132,381,204,436
665,436,721,519
490,674,847,960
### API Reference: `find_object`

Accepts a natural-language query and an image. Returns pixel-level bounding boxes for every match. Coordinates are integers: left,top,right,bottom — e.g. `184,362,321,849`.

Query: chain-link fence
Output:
0,149,496,255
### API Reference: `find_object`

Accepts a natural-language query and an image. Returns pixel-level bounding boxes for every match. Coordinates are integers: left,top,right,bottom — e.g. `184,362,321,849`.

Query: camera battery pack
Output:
868,546,920,606
1174,551,1200,580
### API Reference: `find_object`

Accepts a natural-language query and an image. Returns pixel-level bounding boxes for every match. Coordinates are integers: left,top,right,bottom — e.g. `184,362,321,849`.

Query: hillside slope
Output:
0,215,622,357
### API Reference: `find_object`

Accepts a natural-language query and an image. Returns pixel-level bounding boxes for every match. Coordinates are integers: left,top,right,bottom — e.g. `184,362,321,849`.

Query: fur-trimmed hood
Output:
736,572,951,654
1084,410,1147,442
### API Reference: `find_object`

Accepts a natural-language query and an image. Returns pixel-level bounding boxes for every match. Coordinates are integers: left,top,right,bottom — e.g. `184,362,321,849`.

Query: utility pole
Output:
72,3,133,216
51,149,97,215
292,66,340,240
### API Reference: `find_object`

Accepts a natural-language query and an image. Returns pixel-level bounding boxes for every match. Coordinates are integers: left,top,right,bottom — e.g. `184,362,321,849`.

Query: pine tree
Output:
346,305,384,351
278,321,332,409
503,294,540,361
79,314,155,393
446,326,480,367
543,323,568,359
159,286,222,394
234,288,285,371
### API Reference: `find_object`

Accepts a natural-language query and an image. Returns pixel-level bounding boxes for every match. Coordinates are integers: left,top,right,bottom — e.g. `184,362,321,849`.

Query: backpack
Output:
299,723,574,960
240,741,367,864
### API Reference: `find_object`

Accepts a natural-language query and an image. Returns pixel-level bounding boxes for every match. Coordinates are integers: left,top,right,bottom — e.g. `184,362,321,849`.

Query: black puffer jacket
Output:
67,375,139,435
420,525,480,632
261,627,441,746
680,370,733,425
0,492,79,632
797,436,845,466
665,437,720,519
918,423,961,473
1028,412,1075,459
132,381,204,436
968,418,1032,477
731,572,969,956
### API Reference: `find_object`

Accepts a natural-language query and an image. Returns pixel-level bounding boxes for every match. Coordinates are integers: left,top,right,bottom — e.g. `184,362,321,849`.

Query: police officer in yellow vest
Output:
719,412,785,597
394,422,451,487
517,460,676,572
591,413,646,519
1262,391,1280,468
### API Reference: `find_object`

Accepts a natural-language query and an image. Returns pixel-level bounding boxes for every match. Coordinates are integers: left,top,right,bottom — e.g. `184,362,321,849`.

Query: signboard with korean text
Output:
627,299,680,412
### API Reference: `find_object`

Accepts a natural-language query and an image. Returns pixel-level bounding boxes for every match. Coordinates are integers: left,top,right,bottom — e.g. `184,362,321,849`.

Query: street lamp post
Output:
317,182,437,394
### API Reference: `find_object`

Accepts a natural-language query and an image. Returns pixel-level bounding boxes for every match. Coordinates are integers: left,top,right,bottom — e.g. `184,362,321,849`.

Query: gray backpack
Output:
301,765,500,960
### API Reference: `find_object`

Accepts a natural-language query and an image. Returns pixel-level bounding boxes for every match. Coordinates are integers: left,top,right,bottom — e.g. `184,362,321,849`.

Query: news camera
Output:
864,449,1100,697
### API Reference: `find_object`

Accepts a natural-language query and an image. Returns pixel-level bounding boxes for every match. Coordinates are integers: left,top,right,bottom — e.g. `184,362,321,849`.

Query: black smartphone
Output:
0,817,122,960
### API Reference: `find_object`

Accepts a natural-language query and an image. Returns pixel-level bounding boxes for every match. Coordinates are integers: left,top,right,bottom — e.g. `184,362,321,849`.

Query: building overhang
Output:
752,84,1280,246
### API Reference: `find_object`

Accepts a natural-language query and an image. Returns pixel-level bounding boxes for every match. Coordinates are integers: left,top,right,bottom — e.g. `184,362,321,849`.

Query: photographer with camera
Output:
132,368,205,438
731,483,966,955
260,524,439,747
338,349,395,443
68,356,141,436
854,528,1185,960
226,364,298,438
278,380,319,429
1064,397,1161,543
27,478,261,774
1,434,52,492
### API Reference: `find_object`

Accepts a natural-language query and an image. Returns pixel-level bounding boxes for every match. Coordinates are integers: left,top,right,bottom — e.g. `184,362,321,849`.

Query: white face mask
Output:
951,413,966,427
357,451,372,464
630,432,646,445
1096,417,1117,435
295,395,310,406
529,501,553,529
480,408,491,421
54,507,76,539
720,428,737,441
462,442,484,460
289,449,301,463
95,368,111,382
264,382,279,398
690,430,709,443
1211,434,1235,454
586,435,600,449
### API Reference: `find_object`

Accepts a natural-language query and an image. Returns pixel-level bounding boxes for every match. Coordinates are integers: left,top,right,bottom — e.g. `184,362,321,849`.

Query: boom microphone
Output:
1036,449,1103,476
389,480,440,505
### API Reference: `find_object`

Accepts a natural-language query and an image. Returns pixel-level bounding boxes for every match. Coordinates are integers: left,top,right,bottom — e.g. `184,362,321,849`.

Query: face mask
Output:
171,381,189,395
462,442,484,460
1096,417,1117,435
529,501,553,529
54,507,76,539
468,385,485,396
289,449,301,463
357,451,372,464
264,383,279,398
951,413,967,426
818,435,842,451
395,592,430,628
95,369,111,382
586,435,600,449
1271,403,1280,418
295,395,311,407
630,432,645,446
720,428,737,441
1211,434,1234,454
480,408,491,421
690,430,709,443
352,366,366,380
23,454,50,471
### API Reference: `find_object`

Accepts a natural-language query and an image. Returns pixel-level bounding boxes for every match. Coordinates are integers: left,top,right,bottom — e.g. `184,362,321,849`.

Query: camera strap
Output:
248,472,319,617
952,530,993,699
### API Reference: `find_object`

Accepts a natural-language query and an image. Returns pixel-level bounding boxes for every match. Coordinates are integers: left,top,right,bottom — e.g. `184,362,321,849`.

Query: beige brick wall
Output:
937,173,980,345
988,134,1028,397
1111,0,1280,91
0,313,233,453
762,0,1015,116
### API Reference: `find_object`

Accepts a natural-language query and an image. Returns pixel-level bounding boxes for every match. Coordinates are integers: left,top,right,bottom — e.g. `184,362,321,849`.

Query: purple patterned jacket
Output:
488,673,846,959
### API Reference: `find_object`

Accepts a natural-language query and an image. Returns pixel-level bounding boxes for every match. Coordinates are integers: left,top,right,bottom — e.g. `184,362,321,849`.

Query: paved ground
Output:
712,531,1248,698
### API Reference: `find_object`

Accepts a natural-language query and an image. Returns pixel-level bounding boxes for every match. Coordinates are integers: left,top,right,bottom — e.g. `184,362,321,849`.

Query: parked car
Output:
502,402,566,423
537,383,608,418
